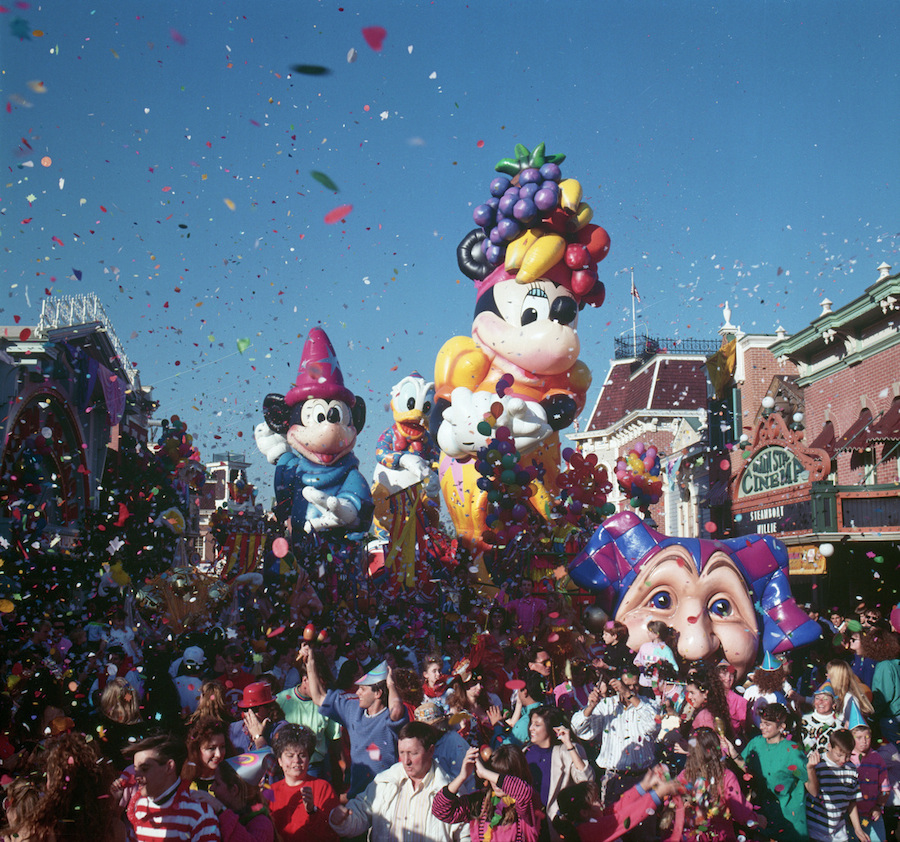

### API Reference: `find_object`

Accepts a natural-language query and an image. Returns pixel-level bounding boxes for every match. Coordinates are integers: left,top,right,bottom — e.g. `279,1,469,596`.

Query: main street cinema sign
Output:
738,446,809,497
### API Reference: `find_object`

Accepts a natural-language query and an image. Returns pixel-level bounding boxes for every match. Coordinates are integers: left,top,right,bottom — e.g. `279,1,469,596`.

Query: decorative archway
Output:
1,387,89,528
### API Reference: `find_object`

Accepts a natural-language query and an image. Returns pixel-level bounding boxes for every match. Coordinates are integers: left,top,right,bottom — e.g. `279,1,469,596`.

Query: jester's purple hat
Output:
568,511,821,657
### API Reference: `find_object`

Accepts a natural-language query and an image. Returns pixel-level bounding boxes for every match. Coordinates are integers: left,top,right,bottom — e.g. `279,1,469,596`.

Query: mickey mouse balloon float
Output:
255,328,374,550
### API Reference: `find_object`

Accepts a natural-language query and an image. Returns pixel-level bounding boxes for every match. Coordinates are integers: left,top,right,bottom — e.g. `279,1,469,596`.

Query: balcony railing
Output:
614,334,722,361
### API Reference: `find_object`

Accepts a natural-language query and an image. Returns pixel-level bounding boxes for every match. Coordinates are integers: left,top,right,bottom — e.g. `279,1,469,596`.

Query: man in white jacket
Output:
329,721,470,842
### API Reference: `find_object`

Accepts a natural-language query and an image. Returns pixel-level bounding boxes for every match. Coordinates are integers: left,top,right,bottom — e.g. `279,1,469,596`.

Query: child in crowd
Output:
269,724,339,842
805,729,868,842
850,721,890,842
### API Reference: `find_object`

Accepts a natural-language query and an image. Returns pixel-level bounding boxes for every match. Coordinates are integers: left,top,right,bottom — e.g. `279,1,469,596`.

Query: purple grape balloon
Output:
520,167,541,184
490,177,511,198
518,182,539,200
498,194,518,217
473,203,496,227
539,163,562,182
534,187,558,212
486,244,504,265
497,217,521,241
513,197,537,224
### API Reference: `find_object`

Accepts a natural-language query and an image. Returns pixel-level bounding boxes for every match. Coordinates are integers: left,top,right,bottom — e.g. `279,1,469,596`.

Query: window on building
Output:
850,448,878,486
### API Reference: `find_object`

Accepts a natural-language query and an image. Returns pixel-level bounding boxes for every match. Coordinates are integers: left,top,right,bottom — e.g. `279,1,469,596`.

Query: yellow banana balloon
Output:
558,178,583,212
569,202,594,232
516,233,566,284
505,228,544,272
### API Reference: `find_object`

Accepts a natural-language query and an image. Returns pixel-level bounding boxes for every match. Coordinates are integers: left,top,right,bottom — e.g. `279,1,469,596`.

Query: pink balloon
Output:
272,537,290,558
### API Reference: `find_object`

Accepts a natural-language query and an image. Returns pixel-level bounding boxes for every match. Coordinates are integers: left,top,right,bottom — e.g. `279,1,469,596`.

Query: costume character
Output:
568,510,821,677
433,144,610,548
255,328,373,547
371,373,440,537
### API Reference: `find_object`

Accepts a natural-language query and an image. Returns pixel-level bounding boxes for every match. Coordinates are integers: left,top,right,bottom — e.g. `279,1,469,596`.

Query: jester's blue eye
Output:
649,591,672,610
710,597,732,617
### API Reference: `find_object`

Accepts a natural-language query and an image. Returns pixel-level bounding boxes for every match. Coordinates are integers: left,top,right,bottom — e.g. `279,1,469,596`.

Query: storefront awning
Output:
869,397,900,442
809,419,835,457
834,408,874,452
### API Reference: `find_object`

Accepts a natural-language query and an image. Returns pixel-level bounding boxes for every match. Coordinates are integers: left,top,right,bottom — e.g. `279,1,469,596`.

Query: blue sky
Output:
3,1,898,494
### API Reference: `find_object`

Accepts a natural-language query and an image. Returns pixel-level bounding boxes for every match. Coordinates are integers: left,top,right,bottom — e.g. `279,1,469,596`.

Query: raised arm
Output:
299,641,327,707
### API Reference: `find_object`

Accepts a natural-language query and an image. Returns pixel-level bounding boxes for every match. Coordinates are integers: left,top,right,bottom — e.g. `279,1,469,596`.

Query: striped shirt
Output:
127,783,221,842
571,696,660,771
806,757,861,842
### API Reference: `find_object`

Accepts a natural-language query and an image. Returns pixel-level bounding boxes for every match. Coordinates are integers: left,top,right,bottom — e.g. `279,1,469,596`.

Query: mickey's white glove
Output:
302,487,360,531
254,422,288,465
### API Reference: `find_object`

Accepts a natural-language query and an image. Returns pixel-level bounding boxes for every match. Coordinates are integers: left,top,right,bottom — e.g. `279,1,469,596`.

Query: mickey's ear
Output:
351,396,366,432
263,393,290,434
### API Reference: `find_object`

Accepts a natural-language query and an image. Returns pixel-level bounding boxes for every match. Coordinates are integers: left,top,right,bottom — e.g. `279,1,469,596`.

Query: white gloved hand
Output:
398,452,431,481
436,388,497,459
302,487,360,531
437,387,551,458
254,422,288,465
503,397,552,453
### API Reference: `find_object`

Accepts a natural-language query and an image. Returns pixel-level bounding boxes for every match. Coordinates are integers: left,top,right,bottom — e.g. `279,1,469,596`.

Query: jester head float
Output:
569,511,821,678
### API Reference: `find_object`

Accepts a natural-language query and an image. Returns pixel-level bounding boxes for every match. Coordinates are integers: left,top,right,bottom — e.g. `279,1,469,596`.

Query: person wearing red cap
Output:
229,681,284,754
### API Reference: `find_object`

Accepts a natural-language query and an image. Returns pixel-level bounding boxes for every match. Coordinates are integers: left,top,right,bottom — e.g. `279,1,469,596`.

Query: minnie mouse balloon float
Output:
433,143,610,548
254,328,373,550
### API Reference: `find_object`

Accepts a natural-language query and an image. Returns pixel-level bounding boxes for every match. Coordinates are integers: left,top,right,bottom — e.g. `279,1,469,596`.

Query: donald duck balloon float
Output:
432,143,610,549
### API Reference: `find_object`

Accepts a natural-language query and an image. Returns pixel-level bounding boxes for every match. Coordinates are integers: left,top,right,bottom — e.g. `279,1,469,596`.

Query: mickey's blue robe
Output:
274,450,374,541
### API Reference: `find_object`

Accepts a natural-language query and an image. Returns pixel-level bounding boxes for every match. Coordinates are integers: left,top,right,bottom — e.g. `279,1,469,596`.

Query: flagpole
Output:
631,267,637,358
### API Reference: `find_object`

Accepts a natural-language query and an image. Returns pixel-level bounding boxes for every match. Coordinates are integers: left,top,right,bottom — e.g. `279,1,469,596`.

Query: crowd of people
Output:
1,565,900,842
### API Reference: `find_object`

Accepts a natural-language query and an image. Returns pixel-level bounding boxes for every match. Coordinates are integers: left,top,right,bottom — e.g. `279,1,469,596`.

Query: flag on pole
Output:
630,272,641,302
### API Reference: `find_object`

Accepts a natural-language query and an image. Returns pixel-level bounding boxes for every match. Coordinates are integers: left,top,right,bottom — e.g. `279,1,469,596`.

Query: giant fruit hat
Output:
286,327,355,408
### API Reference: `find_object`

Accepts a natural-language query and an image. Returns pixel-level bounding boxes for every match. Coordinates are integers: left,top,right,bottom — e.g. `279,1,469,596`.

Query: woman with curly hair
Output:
95,676,148,771
30,731,126,842
860,627,900,745
182,717,233,793
0,775,43,841
663,726,761,841
186,680,238,728
825,659,874,725
742,656,799,731
683,666,734,744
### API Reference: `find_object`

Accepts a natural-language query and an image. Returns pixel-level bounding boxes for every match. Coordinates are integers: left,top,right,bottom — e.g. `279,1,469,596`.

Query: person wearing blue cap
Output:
300,641,408,798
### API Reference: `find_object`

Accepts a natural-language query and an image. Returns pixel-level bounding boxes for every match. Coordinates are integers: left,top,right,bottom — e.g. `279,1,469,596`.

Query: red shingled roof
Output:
584,357,709,432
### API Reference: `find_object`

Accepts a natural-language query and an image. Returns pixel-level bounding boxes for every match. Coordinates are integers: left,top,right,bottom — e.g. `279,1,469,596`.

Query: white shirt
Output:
571,695,661,771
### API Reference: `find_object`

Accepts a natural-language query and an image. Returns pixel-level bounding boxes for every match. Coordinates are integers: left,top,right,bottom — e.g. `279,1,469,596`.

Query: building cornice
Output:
770,269,900,363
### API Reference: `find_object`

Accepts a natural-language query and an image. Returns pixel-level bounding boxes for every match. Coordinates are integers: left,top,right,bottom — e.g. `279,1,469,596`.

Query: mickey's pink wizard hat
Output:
285,327,355,407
